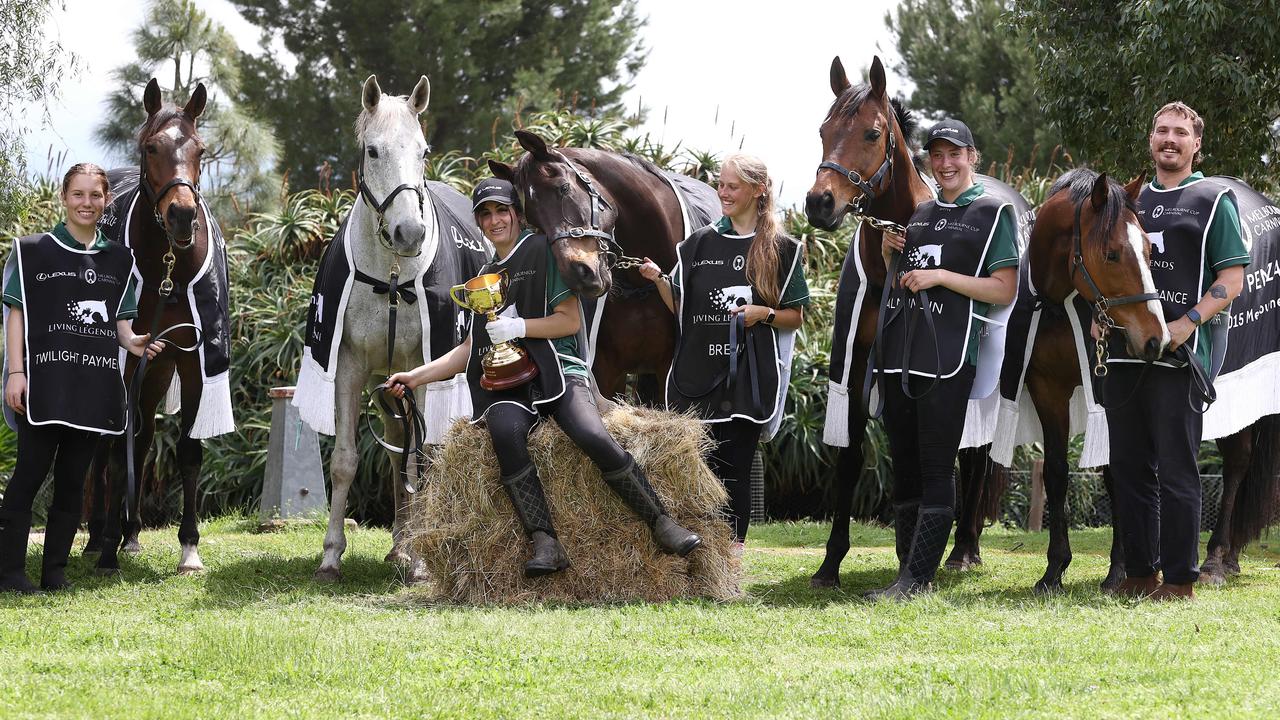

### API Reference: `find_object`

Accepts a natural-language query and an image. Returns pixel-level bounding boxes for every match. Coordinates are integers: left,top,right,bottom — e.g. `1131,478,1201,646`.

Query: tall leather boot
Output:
893,501,920,571
500,465,569,578
865,506,954,601
601,455,702,556
0,510,40,594
40,510,81,591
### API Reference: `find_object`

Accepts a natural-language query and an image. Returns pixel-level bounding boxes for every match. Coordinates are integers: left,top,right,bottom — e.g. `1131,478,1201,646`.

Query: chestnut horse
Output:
489,130,719,399
87,78,230,575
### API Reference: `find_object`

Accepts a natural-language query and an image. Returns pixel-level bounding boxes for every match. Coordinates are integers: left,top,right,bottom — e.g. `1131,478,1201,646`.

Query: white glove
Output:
486,314,526,344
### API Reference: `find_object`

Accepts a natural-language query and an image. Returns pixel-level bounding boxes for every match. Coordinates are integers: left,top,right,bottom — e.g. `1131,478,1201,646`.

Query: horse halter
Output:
547,153,624,263
817,125,898,216
357,153,427,257
138,147,202,252
1068,199,1159,376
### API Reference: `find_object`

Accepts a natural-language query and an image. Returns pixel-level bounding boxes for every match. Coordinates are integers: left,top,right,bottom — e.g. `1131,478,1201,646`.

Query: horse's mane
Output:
827,84,919,144
1048,167,1136,250
355,96,422,145
137,107,189,152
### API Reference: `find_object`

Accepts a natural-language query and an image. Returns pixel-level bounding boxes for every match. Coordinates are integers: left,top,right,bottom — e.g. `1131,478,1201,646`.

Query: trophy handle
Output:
449,283,470,309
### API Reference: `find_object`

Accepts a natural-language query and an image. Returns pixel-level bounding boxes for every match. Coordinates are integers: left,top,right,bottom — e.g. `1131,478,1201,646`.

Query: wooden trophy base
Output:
480,352,540,391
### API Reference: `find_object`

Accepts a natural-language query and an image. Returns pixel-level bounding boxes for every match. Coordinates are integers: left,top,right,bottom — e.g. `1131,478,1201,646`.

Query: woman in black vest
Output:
864,119,1019,599
640,153,810,547
388,178,701,577
1,163,161,593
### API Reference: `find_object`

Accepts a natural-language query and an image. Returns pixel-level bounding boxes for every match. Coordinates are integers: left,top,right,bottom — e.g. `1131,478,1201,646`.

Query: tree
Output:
96,0,280,218
1011,0,1280,185
0,0,76,227
887,0,1066,172
231,0,646,186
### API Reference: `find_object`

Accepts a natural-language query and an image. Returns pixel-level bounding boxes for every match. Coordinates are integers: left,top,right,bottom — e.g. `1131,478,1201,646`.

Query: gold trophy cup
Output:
449,271,539,391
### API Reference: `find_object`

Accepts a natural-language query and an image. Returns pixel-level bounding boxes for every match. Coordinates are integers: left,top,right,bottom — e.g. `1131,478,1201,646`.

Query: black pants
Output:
707,419,763,542
1104,363,1202,585
882,365,975,510
1,416,99,517
486,375,628,477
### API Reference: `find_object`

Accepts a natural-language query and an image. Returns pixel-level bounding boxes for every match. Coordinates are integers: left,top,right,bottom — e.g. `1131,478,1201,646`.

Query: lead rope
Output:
367,260,428,494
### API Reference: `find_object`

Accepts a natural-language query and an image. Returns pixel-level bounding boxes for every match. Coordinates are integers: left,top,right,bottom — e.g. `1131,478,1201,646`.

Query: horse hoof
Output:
177,564,205,575
122,540,142,554
1033,580,1062,596
1198,571,1226,587
1100,574,1126,593
314,567,342,583
810,573,840,589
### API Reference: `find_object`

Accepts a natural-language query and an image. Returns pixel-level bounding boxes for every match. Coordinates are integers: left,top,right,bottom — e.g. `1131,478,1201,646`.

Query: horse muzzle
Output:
165,203,199,249
804,190,846,231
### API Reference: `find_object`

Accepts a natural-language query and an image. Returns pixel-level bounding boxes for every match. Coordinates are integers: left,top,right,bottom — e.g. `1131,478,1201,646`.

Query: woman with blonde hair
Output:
640,153,810,545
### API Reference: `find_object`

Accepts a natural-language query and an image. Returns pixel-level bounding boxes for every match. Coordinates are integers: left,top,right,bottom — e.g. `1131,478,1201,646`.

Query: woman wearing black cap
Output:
387,178,701,577
864,119,1019,599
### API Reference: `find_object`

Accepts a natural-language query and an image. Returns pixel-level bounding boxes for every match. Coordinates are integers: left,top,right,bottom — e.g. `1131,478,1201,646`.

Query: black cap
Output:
924,119,975,150
471,178,520,211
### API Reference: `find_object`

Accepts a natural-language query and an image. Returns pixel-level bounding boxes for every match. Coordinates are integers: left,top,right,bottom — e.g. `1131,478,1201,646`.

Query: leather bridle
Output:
817,126,898,216
357,152,426,257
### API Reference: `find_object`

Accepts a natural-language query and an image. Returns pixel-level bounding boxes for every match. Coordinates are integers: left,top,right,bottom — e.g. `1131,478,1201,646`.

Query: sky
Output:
21,0,905,209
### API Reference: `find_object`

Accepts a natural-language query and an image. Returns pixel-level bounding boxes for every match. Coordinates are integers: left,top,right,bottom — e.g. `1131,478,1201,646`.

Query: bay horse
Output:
88,78,233,575
295,75,487,582
803,55,1018,587
488,130,720,399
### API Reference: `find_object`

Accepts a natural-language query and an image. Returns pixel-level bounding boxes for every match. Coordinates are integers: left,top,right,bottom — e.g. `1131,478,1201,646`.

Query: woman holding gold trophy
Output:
388,178,702,577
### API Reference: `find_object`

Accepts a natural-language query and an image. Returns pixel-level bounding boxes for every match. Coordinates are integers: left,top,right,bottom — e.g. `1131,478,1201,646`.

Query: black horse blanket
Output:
294,181,489,440
98,169,235,439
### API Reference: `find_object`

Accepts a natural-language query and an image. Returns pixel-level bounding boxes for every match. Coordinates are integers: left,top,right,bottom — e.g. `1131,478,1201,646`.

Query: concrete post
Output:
260,387,327,523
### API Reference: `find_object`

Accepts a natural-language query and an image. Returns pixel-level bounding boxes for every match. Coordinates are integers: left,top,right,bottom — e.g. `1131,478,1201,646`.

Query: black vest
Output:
1111,179,1231,365
665,226,800,423
466,233,566,421
877,194,1005,377
14,233,134,434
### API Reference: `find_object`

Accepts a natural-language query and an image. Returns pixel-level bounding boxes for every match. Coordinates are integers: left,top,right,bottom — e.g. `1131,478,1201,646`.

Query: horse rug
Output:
294,181,490,441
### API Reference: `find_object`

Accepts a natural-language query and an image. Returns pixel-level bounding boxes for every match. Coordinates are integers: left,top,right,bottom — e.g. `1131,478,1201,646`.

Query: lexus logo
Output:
733,255,745,271
934,219,947,231
1152,205,1165,219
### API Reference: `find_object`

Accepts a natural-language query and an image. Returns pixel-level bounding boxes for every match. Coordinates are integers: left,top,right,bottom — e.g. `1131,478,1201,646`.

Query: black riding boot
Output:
500,465,569,578
40,510,81,591
0,510,39,594
893,501,920,571
601,455,702,556
865,506,954,601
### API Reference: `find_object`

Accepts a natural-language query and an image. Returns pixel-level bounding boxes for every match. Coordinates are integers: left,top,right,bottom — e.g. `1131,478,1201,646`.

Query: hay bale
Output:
409,402,741,603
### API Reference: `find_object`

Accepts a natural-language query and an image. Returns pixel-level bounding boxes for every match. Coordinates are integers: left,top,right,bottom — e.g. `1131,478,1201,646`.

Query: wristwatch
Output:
1185,308,1203,326
765,309,776,326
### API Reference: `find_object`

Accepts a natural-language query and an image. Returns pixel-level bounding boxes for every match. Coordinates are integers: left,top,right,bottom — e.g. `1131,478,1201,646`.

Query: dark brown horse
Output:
803,55,1013,587
86,78,222,575
489,130,719,398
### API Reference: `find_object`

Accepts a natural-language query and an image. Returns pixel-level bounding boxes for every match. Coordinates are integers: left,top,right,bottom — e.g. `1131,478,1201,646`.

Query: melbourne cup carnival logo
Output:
1153,205,1165,219
935,219,947,231
733,255,745,271
81,267,97,284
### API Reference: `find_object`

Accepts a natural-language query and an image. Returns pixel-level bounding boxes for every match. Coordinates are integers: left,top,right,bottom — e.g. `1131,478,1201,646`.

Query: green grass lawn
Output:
2,518,1278,719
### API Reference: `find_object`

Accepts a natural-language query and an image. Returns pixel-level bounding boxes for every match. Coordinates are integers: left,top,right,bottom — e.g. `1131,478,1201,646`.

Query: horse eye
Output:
367,146,379,159
865,129,881,142
558,183,571,196
1105,250,1119,262
145,143,158,154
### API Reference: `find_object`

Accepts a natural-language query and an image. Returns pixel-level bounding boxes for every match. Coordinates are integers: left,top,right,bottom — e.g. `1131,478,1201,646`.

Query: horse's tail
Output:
983,458,1010,523
1229,414,1280,550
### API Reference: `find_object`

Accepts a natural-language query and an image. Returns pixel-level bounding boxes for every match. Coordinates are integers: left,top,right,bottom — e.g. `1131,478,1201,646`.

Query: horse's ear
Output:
362,75,381,112
515,130,555,161
409,75,430,115
184,83,207,121
829,56,850,97
869,56,887,99
1090,172,1110,212
488,159,516,182
1124,172,1146,201
143,78,162,116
